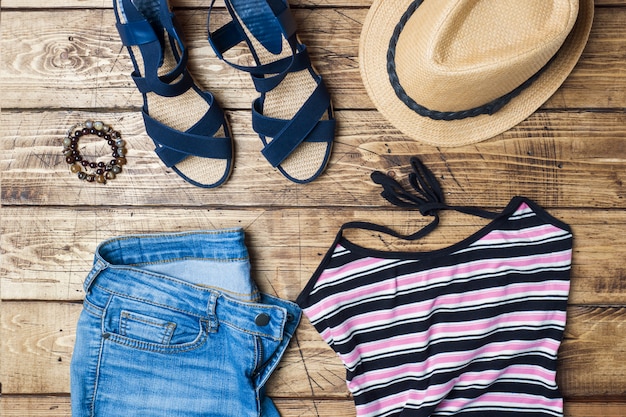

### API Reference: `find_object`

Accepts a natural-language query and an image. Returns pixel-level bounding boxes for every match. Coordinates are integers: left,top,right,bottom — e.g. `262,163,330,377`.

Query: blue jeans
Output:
70,229,301,416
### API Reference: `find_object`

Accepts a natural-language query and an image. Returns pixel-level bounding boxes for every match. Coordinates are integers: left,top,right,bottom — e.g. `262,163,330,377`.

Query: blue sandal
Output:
208,0,335,183
114,0,233,188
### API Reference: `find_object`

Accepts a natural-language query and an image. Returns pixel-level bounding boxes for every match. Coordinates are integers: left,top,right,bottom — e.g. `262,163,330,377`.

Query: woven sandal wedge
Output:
208,0,335,184
114,0,233,188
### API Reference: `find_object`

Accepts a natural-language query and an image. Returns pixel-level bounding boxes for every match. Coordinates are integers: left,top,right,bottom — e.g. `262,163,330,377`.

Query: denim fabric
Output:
70,229,301,417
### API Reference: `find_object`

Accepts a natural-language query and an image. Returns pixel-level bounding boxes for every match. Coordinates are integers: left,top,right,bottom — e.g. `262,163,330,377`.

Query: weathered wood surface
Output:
0,6,626,112
3,397,626,417
3,0,626,7
3,207,626,304
3,110,626,208
2,0,626,415
3,302,626,398
1,7,626,111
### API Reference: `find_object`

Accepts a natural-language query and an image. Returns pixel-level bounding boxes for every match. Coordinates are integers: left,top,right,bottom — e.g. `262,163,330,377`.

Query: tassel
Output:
371,157,448,216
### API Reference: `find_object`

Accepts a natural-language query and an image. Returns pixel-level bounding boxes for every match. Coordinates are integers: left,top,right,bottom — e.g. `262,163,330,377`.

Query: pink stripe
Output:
425,338,561,367
351,362,556,394
355,387,442,416
354,365,559,415
305,250,571,321
425,311,566,338
513,202,532,214
315,252,385,285
437,392,562,412
479,224,565,244
451,364,556,386
330,280,569,340
319,328,333,343
346,337,561,377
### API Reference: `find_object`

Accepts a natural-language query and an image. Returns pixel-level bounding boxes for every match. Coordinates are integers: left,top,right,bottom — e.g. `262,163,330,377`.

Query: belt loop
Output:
206,291,220,332
83,258,108,294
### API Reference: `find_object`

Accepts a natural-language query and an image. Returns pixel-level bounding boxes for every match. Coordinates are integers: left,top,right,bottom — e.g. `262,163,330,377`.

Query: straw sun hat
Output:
359,0,594,147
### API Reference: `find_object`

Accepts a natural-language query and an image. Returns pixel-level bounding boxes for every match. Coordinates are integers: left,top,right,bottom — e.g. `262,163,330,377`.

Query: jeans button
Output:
255,313,270,326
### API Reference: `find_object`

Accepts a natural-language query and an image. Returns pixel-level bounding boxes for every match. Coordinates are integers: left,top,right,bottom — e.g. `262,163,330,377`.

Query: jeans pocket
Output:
103,296,207,353
120,310,177,344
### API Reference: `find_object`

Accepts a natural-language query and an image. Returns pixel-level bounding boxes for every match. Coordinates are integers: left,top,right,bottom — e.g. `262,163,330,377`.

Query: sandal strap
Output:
208,0,297,58
131,69,194,98
251,44,312,93
115,0,193,98
253,112,336,142
143,98,232,167
116,19,155,46
257,81,334,167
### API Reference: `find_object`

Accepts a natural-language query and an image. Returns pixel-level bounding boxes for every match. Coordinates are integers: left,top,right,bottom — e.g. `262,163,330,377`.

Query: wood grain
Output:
3,110,626,208
3,0,626,8
3,206,626,304
2,302,626,399
3,0,626,415
3,396,626,417
2,8,626,111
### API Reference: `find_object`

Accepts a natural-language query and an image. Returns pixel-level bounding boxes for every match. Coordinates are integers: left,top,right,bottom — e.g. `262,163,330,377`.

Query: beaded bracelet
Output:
62,120,127,184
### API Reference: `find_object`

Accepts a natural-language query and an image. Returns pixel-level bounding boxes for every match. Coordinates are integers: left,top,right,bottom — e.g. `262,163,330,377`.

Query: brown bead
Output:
65,121,124,183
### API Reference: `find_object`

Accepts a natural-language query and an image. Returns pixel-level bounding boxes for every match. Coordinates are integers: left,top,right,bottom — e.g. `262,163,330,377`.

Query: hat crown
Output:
394,0,579,112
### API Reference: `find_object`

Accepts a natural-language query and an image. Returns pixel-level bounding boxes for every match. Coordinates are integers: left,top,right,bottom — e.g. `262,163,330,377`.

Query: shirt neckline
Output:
337,196,530,261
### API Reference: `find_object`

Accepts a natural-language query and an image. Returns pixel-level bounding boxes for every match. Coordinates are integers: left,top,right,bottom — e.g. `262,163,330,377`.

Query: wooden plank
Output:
3,110,626,209
3,0,626,11
1,8,626,111
558,306,626,397
0,8,365,110
3,396,626,417
4,396,626,417
1,0,373,8
1,302,78,394
0,396,358,417
564,401,626,417
3,206,626,304
2,302,626,398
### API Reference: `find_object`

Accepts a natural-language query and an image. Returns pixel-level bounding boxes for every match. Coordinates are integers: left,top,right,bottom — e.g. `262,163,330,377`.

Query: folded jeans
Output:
70,229,301,417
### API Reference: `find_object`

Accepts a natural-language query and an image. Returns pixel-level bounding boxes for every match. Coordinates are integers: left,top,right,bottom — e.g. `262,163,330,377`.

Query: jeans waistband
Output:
85,229,259,301
84,229,300,341
89,268,295,340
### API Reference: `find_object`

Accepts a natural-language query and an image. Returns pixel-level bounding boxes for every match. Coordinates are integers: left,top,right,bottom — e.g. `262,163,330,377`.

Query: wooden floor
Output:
2,0,626,415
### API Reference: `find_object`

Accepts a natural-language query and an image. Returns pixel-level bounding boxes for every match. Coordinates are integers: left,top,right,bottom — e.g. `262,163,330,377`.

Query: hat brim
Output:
359,0,594,147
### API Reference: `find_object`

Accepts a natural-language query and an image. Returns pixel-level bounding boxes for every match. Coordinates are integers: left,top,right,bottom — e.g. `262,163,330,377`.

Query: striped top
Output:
296,196,573,417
